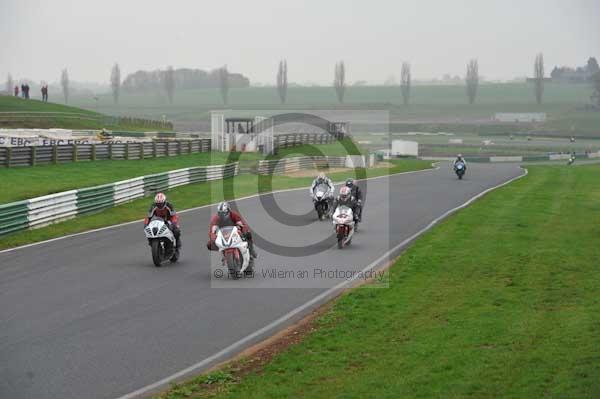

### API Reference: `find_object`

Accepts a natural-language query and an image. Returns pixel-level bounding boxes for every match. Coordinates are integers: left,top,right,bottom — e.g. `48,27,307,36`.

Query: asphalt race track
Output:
0,163,524,399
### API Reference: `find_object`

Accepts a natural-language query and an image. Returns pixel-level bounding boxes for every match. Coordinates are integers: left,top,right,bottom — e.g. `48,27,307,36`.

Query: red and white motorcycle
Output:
214,226,253,278
332,205,355,249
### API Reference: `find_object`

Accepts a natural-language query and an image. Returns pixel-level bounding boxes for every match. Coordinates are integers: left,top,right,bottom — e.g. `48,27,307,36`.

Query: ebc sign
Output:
0,136,91,147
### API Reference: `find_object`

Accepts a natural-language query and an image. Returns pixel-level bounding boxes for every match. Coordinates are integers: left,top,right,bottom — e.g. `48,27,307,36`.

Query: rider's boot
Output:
248,239,258,258
175,235,182,256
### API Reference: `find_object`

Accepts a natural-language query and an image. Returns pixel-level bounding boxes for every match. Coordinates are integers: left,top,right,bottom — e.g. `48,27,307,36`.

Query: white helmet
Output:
154,192,167,209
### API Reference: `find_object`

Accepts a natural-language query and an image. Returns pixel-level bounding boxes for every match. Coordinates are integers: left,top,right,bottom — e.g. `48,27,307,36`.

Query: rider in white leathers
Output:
310,172,335,207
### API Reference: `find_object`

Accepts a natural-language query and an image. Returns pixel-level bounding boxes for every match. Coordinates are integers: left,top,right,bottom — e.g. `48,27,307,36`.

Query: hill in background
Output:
0,95,172,131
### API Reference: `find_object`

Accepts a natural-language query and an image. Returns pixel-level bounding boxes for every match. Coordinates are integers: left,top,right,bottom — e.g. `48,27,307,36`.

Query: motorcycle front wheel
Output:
337,231,345,249
225,251,242,279
151,240,163,267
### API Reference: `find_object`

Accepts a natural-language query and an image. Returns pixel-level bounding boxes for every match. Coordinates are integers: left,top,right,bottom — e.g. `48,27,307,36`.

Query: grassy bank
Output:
157,164,600,399
0,159,430,250
0,95,171,131
273,138,365,158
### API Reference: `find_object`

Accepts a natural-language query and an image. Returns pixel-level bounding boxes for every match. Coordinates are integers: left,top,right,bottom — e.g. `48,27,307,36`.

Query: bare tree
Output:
219,66,229,105
334,61,346,103
400,62,411,105
534,53,545,105
110,63,121,104
61,68,70,104
6,73,13,94
465,59,479,104
276,60,288,104
162,66,175,104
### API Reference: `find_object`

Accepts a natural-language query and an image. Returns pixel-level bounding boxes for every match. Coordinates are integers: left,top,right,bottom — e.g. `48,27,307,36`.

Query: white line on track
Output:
0,165,439,255
115,166,527,399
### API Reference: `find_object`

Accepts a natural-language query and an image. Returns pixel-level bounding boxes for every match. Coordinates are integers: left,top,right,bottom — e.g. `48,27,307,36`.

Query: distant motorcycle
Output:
214,226,253,279
312,183,332,220
332,205,355,249
568,155,576,165
454,161,466,180
144,217,179,267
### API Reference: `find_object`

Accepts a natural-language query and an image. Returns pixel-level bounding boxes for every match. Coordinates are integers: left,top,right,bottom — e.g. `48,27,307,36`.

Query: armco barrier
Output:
0,139,211,168
257,156,347,175
273,133,336,150
0,162,238,236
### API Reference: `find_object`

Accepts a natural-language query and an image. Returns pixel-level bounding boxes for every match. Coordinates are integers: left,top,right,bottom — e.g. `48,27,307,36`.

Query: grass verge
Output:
155,163,600,399
0,159,431,250
0,151,262,204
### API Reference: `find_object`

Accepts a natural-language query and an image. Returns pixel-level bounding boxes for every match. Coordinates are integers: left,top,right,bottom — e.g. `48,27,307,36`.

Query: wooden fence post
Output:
53,145,58,164
6,147,12,168
92,144,97,161
109,143,113,160
31,146,37,166
152,142,157,158
126,142,130,160
72,144,78,162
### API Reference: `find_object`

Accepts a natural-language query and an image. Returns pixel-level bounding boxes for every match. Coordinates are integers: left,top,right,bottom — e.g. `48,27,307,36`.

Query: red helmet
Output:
154,192,167,209
339,186,351,201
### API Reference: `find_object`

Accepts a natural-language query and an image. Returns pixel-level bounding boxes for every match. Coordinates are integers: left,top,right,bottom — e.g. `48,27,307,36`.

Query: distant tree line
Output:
550,57,599,83
121,68,250,93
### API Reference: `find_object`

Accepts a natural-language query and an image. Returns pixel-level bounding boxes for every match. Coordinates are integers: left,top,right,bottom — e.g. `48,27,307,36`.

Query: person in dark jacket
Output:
344,178,362,222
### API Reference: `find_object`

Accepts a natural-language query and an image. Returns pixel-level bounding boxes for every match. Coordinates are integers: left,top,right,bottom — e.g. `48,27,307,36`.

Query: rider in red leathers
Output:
207,201,257,258
144,192,182,254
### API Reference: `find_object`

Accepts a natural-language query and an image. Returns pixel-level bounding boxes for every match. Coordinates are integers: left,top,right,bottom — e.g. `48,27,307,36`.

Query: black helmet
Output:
345,178,355,188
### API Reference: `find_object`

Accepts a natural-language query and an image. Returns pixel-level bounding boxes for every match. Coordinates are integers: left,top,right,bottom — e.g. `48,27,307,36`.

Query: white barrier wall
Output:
0,163,239,235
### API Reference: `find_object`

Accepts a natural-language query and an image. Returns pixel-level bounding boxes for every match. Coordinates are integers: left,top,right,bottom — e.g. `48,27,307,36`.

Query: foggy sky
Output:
1,0,599,86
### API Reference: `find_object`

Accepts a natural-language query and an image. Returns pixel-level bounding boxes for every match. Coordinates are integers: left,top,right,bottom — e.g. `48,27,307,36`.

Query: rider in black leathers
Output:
344,178,362,222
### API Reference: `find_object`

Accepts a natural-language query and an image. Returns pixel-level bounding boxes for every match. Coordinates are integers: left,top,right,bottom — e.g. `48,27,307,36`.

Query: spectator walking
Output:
41,85,48,102
14,85,19,97
24,84,30,99
20,84,25,98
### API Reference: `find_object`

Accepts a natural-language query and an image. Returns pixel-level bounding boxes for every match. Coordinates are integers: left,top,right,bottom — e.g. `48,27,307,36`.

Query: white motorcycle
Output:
312,183,332,220
332,205,355,249
144,217,179,267
214,226,253,279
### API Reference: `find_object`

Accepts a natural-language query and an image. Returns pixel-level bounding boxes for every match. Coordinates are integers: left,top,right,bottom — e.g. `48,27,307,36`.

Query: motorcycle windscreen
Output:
219,226,235,241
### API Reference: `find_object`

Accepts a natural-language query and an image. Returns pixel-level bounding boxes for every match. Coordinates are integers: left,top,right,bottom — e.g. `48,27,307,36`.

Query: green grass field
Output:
67,83,600,136
157,163,600,399
273,138,365,158
0,95,171,131
0,159,430,250
0,152,236,203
